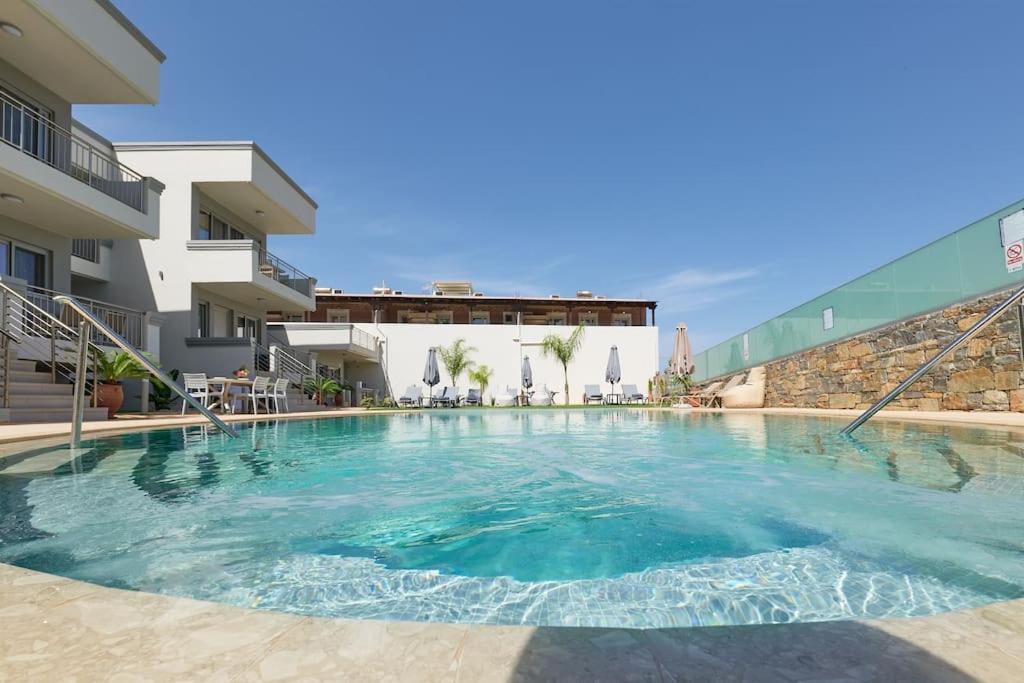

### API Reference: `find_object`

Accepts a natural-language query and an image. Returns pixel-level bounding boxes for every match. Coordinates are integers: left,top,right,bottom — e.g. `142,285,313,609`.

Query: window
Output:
471,311,490,324
197,302,210,337
547,313,567,325
579,313,599,326
212,304,232,337
285,314,303,322
236,315,261,342
822,307,835,331
0,240,9,276
197,210,212,240
435,311,453,324
327,308,350,323
13,245,47,287
612,314,631,327
503,312,517,325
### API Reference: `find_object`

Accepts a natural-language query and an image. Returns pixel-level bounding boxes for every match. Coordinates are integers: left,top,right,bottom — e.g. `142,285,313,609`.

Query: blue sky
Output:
79,0,1024,364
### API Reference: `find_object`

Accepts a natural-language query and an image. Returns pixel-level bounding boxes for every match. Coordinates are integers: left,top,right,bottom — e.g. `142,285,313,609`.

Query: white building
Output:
0,0,165,421
78,141,320,378
270,283,660,404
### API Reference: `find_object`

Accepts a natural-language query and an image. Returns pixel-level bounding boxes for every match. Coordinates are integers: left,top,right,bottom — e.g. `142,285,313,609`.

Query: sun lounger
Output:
465,388,482,406
398,385,422,407
534,384,557,406
495,386,518,407
621,384,646,404
697,381,724,407
434,386,457,407
720,366,767,408
584,384,604,404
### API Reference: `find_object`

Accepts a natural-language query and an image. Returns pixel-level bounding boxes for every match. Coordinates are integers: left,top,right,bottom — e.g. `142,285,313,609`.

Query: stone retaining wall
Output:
755,289,1023,411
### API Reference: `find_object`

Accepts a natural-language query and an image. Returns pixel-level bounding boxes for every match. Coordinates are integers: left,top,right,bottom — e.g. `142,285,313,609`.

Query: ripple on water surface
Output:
1,410,1023,628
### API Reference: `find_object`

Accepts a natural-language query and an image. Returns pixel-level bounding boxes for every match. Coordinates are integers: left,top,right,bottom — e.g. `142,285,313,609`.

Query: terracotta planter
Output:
96,382,124,419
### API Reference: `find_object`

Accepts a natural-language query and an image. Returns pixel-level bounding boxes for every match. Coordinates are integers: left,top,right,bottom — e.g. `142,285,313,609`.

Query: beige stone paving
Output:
2,563,1024,681
3,407,1024,679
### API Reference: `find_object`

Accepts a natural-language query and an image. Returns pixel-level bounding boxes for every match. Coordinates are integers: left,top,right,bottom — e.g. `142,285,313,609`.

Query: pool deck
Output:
3,406,1024,680
2,562,1023,681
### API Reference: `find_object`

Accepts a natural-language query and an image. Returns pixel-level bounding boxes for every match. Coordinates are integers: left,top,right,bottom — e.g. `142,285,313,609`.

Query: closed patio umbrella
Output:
669,323,694,376
521,356,533,405
423,347,440,403
605,346,621,399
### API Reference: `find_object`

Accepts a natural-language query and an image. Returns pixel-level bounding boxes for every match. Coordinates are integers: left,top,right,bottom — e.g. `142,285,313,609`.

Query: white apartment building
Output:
79,142,319,378
270,283,660,404
0,0,165,421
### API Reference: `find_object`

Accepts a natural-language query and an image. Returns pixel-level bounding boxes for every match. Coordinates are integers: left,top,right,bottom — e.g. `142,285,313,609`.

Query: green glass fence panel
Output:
692,199,1024,381
892,234,963,319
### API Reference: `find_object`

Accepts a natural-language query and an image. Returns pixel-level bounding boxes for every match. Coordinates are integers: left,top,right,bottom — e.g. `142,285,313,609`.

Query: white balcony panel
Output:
267,322,379,361
186,240,315,313
0,142,159,238
115,143,316,235
0,0,163,104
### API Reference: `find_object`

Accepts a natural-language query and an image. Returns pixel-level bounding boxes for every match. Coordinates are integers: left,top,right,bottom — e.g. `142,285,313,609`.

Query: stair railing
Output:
0,280,101,407
54,295,237,445
842,281,1024,435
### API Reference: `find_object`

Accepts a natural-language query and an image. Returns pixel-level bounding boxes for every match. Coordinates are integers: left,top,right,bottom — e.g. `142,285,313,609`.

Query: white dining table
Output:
207,377,254,413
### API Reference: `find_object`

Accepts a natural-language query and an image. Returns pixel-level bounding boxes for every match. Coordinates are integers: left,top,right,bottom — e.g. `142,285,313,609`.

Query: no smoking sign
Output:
1006,241,1023,273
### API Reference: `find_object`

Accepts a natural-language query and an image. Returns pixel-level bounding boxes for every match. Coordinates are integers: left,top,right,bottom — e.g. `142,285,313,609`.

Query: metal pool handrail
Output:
54,295,238,445
841,281,1024,435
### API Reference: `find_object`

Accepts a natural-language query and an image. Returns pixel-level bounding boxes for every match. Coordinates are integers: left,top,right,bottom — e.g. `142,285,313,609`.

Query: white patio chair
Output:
181,373,224,414
239,376,272,415
271,378,290,413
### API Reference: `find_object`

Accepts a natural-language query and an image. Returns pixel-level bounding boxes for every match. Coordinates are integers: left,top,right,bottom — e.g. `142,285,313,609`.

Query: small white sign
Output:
742,333,750,361
1000,210,1024,246
1006,240,1023,273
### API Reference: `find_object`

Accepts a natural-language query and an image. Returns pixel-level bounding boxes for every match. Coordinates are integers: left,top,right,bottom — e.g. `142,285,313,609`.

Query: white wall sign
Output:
822,307,835,331
1000,209,1024,247
1006,240,1023,273
742,333,750,361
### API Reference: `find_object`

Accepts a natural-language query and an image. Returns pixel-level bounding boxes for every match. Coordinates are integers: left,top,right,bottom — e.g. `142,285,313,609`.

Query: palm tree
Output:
437,338,476,386
468,364,494,403
540,324,585,405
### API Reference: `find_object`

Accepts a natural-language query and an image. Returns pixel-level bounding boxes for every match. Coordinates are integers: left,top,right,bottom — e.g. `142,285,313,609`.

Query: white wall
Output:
358,323,659,404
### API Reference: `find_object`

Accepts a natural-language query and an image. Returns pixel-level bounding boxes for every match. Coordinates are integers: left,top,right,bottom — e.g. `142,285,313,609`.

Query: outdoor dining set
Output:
180,373,292,415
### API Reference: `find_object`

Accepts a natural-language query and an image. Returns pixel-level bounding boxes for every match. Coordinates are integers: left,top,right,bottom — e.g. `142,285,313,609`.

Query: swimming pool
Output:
1,410,1022,629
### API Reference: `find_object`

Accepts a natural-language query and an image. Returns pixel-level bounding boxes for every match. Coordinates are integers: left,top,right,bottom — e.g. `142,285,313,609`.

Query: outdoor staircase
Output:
2,357,107,424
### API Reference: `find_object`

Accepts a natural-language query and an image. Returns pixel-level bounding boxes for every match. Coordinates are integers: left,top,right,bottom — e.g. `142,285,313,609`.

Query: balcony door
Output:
13,244,47,288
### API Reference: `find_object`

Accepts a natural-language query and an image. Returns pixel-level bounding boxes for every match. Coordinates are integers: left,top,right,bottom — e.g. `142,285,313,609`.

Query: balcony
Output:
186,240,316,312
0,0,163,105
0,92,161,239
267,322,379,362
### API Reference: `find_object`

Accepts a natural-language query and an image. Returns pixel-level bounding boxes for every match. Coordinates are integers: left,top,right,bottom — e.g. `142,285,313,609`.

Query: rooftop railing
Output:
257,246,315,298
71,238,100,263
0,91,146,212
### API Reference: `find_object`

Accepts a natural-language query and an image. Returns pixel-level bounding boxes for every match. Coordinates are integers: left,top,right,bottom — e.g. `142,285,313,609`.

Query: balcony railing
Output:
25,285,145,348
71,238,100,263
257,246,315,298
0,91,146,212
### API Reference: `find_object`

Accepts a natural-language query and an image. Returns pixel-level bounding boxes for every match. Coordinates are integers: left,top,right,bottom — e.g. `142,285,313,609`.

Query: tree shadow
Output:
509,618,985,682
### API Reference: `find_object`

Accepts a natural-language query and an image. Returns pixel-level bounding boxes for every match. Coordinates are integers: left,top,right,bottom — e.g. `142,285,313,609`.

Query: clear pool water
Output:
1,410,1023,629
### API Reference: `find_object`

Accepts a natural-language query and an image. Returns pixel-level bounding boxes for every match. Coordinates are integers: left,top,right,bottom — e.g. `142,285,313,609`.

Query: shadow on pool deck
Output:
506,618,1008,682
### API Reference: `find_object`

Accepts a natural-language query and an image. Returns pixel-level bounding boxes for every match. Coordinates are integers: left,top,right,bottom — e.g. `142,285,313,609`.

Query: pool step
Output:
1,407,108,424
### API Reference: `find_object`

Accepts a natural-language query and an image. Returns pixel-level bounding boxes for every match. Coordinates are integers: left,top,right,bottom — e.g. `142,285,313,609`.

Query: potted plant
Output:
95,351,148,418
339,382,353,407
233,365,249,379
146,368,180,412
304,376,341,405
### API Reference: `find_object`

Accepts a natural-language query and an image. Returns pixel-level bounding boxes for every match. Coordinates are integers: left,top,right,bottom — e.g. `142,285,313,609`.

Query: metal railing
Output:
1,280,101,410
54,295,237,445
0,91,146,212
257,246,315,298
842,281,1024,435
25,285,144,348
71,239,100,263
